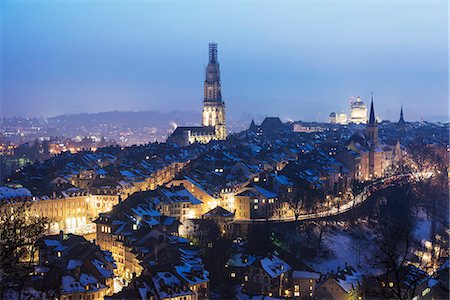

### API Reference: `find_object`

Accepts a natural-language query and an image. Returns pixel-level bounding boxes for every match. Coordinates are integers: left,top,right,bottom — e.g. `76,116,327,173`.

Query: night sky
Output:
1,1,448,121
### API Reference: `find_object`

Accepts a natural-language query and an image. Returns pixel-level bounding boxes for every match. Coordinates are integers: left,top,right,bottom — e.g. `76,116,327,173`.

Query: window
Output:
422,288,430,297
389,282,394,288
244,275,248,281
230,272,236,278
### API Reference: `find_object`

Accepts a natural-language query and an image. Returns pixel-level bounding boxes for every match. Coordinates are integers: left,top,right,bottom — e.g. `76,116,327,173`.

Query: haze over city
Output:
2,1,448,121
1,1,449,300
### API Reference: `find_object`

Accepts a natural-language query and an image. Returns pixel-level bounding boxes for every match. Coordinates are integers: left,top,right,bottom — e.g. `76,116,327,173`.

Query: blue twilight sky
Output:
1,1,448,122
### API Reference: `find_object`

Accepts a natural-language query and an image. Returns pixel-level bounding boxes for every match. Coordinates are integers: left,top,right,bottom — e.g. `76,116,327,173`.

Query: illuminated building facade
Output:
339,98,402,180
349,96,368,124
329,112,348,125
3,192,119,235
202,43,227,140
169,43,227,146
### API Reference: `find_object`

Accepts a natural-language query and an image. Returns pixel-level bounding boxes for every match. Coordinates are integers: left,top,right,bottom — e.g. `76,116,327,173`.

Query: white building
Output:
349,97,368,124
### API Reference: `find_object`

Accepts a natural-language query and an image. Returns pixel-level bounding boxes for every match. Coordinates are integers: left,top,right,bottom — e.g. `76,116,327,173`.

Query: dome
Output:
352,97,366,108
329,112,336,117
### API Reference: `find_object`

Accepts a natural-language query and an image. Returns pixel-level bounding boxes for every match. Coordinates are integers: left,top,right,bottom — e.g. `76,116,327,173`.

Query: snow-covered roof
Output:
292,270,321,280
0,187,32,200
91,259,113,278
44,239,62,247
259,255,291,278
253,186,278,199
226,253,256,268
61,276,84,294
152,272,193,299
67,259,83,270
175,263,209,285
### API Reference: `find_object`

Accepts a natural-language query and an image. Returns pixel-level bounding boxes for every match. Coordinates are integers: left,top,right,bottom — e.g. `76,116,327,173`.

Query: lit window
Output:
294,292,300,297
132,224,138,230
309,292,313,297
422,288,430,296
230,272,236,278
57,252,62,257
254,205,258,210
310,285,313,291
389,282,394,288
244,275,248,281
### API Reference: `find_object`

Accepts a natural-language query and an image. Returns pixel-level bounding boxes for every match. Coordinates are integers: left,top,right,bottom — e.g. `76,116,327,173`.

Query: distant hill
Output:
48,110,201,128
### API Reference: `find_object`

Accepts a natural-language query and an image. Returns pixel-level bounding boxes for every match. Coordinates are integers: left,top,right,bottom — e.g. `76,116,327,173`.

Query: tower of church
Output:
366,93,378,147
398,104,405,125
202,43,227,140
366,93,380,178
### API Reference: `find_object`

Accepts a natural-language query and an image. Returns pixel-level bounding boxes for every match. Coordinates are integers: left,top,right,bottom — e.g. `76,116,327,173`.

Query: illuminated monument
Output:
169,43,227,145
349,96,368,124
329,96,368,125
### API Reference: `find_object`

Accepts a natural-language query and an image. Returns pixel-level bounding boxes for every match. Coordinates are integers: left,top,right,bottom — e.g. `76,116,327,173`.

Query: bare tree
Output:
367,186,430,300
282,181,324,221
0,201,49,296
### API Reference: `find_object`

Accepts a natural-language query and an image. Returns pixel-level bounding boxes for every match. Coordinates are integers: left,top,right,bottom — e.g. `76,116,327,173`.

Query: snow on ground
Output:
309,224,379,275
414,210,433,242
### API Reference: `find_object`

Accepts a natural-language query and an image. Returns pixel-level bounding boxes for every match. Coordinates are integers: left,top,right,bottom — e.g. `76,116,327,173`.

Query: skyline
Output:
1,1,448,122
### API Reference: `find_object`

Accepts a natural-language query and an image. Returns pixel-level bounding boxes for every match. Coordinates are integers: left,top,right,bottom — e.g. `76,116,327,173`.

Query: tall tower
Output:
366,93,378,147
366,93,379,178
398,105,405,124
202,43,227,140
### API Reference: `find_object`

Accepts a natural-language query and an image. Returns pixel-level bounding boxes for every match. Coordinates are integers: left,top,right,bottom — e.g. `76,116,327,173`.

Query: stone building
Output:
337,97,402,180
169,43,227,145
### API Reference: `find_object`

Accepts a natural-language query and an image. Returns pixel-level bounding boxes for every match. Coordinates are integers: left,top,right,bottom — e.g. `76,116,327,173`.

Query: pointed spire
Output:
398,104,405,124
249,119,257,131
368,92,376,125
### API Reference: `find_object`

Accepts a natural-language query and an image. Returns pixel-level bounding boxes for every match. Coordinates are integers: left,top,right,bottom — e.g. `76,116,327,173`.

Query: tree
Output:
283,179,324,221
368,186,429,300
203,236,233,297
0,201,49,296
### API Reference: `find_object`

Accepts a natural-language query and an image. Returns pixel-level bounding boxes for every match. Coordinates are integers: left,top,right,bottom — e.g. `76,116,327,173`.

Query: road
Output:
233,173,412,224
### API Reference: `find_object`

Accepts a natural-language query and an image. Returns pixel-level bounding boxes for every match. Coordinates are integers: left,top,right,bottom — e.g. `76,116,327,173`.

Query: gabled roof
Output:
203,206,234,217
259,254,292,278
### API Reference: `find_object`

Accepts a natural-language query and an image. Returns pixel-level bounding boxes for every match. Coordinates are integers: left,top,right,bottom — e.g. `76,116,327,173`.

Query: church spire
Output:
398,104,405,124
366,92,378,148
368,92,376,125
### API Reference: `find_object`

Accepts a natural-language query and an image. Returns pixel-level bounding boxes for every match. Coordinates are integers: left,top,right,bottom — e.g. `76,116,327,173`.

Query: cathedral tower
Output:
202,43,227,140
